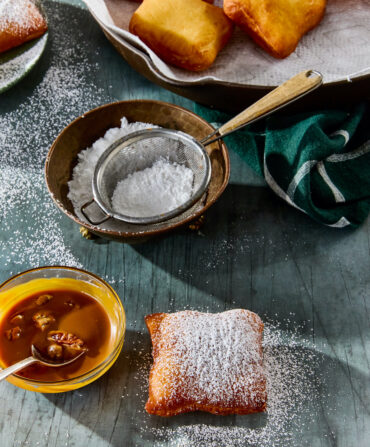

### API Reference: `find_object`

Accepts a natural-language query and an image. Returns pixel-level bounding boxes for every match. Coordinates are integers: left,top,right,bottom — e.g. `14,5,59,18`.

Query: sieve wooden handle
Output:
217,70,322,137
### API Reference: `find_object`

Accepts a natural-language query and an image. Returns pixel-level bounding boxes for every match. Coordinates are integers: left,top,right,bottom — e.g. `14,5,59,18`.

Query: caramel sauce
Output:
0,290,112,381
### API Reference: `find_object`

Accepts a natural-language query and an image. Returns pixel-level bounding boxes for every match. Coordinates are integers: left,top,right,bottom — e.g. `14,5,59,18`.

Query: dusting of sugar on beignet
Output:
145,309,267,416
0,0,47,54
129,0,233,71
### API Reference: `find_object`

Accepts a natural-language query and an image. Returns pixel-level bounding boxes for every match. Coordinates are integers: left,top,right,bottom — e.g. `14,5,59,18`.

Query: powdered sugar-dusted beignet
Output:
0,0,48,54
145,309,267,416
129,0,233,71
223,0,326,58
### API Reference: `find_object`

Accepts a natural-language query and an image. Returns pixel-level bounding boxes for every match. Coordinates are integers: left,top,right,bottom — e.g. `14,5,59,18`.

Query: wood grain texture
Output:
218,70,322,135
0,1,369,446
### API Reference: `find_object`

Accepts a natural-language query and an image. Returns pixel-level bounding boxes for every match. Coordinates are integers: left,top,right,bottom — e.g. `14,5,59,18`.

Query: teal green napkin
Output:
195,102,370,228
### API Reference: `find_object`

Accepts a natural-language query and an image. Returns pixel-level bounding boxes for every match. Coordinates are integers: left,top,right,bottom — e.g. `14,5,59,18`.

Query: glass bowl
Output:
0,266,125,393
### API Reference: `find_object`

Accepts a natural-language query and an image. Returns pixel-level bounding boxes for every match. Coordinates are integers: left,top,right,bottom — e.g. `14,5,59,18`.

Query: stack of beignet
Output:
0,0,47,54
129,0,326,70
145,309,267,416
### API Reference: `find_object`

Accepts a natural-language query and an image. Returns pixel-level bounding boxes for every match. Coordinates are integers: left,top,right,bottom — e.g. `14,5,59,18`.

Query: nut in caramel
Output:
0,287,111,382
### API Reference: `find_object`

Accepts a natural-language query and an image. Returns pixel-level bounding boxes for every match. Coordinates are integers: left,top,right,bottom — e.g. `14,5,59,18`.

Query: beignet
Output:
145,309,267,416
129,0,234,71
223,0,326,58
0,0,48,54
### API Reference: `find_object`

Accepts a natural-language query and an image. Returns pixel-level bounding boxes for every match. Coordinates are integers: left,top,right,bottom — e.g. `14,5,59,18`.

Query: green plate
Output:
0,32,48,94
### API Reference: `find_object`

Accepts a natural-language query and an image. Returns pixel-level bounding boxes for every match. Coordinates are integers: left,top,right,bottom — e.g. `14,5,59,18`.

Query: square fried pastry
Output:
145,309,267,416
129,0,234,71
223,0,326,58
0,0,48,54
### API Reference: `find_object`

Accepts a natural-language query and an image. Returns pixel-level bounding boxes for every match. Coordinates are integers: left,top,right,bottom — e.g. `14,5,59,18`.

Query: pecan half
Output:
32,311,56,331
5,326,22,340
35,294,53,306
10,314,24,325
47,343,63,360
47,330,85,351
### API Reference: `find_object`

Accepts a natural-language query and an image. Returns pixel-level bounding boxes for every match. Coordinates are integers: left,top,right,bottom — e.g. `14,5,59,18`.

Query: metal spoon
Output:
0,344,86,381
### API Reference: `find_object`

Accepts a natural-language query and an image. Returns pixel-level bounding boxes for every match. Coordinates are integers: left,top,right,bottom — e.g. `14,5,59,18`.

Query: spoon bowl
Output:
0,344,86,382
31,344,86,367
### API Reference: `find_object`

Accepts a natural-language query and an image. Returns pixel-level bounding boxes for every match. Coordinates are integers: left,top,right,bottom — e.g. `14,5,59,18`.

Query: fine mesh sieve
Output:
80,70,323,226
85,129,211,225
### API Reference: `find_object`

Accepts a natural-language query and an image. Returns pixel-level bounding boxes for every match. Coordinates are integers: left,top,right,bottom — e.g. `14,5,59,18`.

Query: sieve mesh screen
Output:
92,129,211,224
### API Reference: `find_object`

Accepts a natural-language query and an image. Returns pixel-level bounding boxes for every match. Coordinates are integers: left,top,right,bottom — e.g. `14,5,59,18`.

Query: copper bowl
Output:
45,100,230,243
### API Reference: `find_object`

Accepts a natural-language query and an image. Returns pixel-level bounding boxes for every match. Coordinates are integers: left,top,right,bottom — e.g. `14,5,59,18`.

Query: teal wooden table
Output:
0,1,369,446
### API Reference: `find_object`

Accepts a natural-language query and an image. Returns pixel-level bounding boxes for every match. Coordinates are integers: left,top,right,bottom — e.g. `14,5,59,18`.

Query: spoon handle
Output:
0,356,36,381
202,70,322,146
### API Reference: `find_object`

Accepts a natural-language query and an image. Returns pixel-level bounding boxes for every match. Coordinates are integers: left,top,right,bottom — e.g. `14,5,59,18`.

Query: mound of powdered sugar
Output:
111,158,194,218
67,118,159,222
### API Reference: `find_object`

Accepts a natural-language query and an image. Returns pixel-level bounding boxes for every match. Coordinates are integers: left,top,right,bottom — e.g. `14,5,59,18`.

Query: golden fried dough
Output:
129,0,233,71
223,0,326,58
0,0,48,54
145,309,267,416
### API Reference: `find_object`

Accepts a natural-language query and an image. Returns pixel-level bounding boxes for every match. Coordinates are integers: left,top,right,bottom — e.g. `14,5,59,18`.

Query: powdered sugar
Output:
111,158,194,218
149,310,265,412
67,120,205,231
0,2,108,271
125,319,324,446
0,34,47,91
67,117,158,221
0,0,42,33
0,167,82,272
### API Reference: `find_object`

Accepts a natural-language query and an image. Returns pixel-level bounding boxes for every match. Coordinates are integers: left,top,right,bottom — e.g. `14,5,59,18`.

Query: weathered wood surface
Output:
0,1,369,446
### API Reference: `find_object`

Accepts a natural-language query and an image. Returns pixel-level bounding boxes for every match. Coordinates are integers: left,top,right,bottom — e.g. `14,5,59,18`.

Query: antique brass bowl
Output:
45,100,230,242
